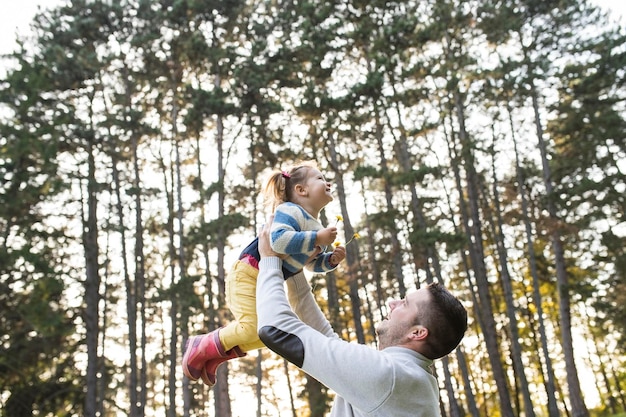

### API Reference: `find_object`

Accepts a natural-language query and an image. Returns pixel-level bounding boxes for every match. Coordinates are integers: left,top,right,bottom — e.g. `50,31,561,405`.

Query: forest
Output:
0,0,625,416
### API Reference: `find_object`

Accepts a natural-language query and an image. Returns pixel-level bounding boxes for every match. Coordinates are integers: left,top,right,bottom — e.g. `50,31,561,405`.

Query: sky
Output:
0,0,60,55
0,0,624,58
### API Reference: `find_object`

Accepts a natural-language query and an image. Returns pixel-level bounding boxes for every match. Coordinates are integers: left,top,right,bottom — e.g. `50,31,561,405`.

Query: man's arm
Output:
256,221,396,413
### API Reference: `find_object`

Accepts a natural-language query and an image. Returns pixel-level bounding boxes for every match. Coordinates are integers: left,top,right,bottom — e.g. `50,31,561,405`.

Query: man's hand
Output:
259,215,283,259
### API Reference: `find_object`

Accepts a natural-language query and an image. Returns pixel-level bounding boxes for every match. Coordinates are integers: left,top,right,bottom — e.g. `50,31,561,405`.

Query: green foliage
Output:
185,87,238,128
408,227,462,250
185,212,250,261
0,213,81,416
387,165,442,187
0,10,84,409
353,165,383,181
366,209,401,231
594,229,626,348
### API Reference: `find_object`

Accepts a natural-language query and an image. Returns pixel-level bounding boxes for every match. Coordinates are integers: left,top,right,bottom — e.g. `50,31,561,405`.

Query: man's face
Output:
376,288,430,349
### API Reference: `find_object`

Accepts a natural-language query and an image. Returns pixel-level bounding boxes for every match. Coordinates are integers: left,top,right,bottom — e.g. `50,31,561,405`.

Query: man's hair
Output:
418,282,468,360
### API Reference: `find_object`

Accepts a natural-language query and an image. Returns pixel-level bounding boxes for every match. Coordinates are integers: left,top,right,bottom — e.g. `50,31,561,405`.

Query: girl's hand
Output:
305,245,323,265
316,227,338,246
330,245,346,266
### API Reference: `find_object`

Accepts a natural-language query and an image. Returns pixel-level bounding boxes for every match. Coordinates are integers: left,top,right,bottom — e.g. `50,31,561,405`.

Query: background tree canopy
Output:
1,0,625,416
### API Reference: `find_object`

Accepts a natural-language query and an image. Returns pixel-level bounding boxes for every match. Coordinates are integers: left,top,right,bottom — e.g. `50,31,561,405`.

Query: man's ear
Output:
410,326,428,341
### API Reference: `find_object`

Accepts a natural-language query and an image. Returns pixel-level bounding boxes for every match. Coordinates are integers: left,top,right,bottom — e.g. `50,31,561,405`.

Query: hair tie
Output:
281,171,291,179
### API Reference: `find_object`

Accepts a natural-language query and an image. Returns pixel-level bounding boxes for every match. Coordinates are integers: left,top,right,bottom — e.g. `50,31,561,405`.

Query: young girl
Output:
182,161,346,386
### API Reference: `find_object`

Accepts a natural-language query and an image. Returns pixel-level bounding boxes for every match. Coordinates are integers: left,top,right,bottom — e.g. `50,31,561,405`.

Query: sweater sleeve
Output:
270,204,317,255
257,257,395,413
306,251,338,274
286,272,336,338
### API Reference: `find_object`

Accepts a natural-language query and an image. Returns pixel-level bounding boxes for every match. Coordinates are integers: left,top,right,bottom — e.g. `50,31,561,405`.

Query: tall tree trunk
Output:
509,105,560,417
326,130,365,344
117,62,149,416
610,360,626,410
285,359,299,417
214,72,233,417
485,133,537,417
441,356,463,417
528,76,589,417
456,348,480,417
128,122,148,416
579,304,617,414
373,88,407,298
83,127,101,417
359,182,386,320
99,233,111,417
162,144,178,417
112,151,140,417
390,82,465,415
256,353,263,417
136,165,149,417
185,128,215,416
388,90,436,286
448,78,516,417
439,101,482,417
104,71,142,417
165,61,185,417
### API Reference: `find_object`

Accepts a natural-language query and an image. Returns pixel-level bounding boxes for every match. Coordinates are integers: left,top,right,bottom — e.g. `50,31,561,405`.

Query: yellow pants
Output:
220,260,266,352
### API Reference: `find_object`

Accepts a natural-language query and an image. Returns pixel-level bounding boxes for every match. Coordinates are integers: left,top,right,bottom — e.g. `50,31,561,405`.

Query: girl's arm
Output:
286,271,335,338
270,204,317,254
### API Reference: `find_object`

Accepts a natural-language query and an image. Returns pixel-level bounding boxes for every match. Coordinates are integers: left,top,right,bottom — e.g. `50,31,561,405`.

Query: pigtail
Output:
262,170,288,212
262,160,318,212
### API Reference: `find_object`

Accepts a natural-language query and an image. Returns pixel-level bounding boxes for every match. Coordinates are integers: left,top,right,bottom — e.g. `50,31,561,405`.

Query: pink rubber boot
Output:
201,335,246,386
182,329,246,386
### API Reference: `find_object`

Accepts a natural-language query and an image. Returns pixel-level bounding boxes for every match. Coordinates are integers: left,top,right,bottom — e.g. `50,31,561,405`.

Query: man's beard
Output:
376,321,409,349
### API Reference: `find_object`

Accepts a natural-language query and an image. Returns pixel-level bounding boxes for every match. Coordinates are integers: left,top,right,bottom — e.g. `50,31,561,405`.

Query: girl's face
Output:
304,168,333,209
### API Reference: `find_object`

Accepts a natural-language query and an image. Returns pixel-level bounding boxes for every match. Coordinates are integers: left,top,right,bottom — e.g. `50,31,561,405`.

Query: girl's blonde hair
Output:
262,160,318,211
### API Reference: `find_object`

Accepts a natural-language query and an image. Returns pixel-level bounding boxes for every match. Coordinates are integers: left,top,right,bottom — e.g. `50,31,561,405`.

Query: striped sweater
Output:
270,202,337,274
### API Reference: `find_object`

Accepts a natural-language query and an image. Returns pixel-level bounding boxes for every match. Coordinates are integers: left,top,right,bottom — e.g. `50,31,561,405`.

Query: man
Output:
257,216,468,417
